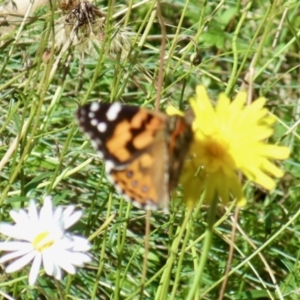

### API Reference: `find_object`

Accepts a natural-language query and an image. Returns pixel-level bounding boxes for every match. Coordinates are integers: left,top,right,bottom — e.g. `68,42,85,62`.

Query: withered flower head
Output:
53,0,133,58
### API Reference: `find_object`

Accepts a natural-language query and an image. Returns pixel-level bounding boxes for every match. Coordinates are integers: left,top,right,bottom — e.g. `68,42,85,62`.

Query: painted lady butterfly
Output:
77,102,194,211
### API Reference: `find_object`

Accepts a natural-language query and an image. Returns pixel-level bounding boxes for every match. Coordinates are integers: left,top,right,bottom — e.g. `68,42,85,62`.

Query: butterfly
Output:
77,102,194,211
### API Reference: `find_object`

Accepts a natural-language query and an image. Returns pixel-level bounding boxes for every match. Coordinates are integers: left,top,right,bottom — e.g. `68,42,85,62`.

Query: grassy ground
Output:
0,0,299,299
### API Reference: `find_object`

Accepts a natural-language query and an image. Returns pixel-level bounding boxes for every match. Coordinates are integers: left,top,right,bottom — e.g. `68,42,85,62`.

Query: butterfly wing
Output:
77,102,169,210
166,113,194,191
108,135,169,210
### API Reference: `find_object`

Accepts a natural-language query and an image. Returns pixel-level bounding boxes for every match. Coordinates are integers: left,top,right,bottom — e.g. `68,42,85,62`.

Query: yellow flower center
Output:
33,232,54,252
205,138,228,159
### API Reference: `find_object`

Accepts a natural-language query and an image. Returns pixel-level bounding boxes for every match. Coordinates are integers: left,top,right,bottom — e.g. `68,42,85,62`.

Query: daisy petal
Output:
0,197,91,286
43,251,54,276
28,199,39,223
63,211,82,229
29,253,42,285
6,251,36,273
52,263,62,280
0,241,33,253
71,236,91,251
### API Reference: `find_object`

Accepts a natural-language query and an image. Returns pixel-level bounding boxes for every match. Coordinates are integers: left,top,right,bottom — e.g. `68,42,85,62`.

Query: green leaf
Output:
218,7,237,27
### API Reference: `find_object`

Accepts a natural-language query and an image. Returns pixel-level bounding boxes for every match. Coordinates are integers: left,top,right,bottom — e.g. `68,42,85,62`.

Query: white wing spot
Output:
90,118,98,126
97,151,104,159
95,138,102,145
88,112,95,119
90,102,100,112
80,108,87,116
91,140,98,149
105,161,115,172
97,122,107,132
106,103,121,121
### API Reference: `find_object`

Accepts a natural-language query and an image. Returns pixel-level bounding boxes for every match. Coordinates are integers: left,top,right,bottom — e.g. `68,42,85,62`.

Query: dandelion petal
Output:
180,85,290,208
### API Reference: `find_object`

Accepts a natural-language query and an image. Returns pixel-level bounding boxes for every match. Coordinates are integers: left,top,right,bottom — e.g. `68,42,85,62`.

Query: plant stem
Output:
186,196,218,300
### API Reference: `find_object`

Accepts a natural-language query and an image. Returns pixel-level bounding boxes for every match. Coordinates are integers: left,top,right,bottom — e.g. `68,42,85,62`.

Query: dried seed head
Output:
53,0,133,58
59,0,80,11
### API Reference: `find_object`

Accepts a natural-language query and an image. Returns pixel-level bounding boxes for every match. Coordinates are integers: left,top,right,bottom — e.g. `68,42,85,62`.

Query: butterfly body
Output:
77,102,193,211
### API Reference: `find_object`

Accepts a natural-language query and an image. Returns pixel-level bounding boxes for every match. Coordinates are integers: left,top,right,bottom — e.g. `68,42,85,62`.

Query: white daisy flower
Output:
0,196,91,286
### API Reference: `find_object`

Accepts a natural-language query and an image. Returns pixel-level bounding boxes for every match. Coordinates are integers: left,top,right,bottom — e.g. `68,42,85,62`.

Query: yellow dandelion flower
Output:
177,86,290,208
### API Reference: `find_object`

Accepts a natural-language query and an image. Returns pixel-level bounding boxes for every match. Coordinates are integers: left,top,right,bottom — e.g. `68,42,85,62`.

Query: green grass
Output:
0,0,299,299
